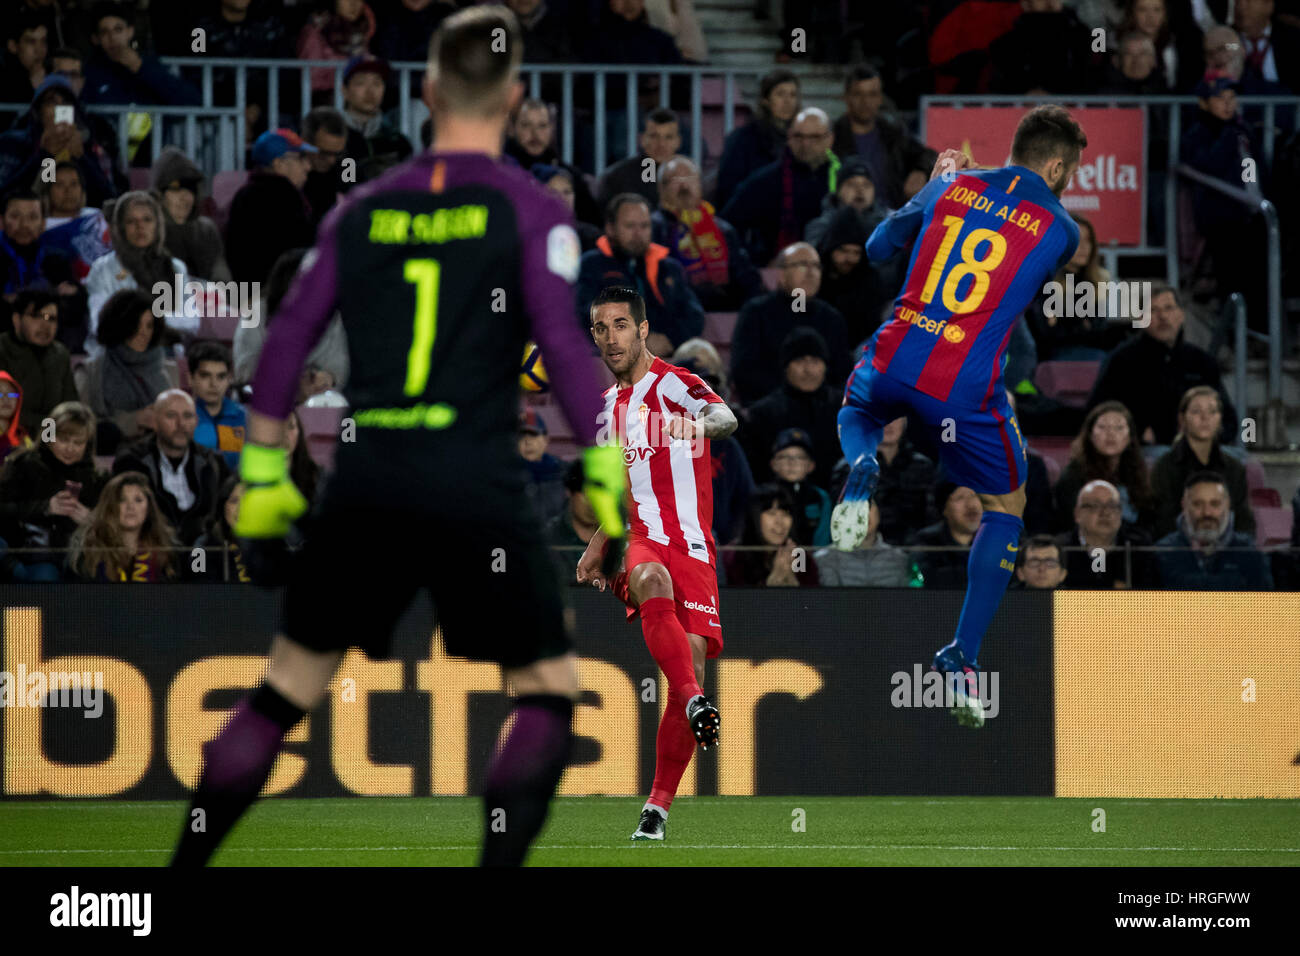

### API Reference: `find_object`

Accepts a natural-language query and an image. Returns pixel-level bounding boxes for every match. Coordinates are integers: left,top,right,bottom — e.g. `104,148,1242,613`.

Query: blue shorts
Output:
842,363,1028,496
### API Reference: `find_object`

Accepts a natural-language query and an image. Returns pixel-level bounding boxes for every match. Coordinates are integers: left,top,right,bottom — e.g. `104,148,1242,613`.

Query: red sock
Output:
648,685,696,811
639,596,702,701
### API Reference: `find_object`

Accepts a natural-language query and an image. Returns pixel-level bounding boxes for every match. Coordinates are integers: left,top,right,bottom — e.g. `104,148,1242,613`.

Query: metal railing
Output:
0,102,245,174
154,57,772,174
1176,162,1286,446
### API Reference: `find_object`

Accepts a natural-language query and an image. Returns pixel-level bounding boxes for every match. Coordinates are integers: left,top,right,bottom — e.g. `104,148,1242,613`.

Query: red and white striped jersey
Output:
601,357,724,565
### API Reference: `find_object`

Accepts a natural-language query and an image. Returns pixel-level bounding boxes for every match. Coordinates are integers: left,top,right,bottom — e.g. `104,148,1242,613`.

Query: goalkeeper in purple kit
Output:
171,8,626,867
833,106,1087,727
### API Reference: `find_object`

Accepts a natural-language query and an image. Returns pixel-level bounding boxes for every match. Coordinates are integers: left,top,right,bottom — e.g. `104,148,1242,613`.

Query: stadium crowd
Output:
0,0,1296,589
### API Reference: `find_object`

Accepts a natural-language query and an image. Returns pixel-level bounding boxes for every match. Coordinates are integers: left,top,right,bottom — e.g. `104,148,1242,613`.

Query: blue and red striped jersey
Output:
863,165,1078,409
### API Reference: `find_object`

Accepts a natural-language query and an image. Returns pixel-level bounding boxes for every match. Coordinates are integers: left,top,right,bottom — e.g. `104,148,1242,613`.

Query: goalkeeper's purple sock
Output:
171,683,304,867
479,694,574,867
947,510,1024,667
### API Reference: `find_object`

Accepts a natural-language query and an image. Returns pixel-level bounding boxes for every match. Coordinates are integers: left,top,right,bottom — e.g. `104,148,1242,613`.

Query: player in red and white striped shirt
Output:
576,286,737,842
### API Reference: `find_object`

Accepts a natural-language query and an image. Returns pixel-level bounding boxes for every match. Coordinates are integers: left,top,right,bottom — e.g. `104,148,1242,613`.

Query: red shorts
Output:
611,536,724,658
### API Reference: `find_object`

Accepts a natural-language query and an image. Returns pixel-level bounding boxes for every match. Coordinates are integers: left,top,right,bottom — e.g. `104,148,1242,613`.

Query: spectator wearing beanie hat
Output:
519,408,566,525
814,205,891,348
740,326,841,488
803,155,888,249
729,240,850,405
768,427,831,546
905,473,984,590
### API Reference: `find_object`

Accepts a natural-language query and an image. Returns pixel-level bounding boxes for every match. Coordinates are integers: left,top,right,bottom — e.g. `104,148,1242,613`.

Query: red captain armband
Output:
687,382,713,401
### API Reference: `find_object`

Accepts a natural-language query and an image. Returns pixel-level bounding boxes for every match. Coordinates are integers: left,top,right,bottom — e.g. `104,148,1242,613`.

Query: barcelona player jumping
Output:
833,106,1087,728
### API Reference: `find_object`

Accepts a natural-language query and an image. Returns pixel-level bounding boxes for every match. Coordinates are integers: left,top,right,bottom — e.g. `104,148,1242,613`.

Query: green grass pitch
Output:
2,797,1297,866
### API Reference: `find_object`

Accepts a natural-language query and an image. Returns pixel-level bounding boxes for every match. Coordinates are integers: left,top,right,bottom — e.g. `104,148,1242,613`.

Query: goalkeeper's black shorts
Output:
280,494,572,668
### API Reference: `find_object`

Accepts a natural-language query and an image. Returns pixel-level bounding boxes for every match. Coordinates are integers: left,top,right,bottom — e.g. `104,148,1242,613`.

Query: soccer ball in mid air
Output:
520,342,549,392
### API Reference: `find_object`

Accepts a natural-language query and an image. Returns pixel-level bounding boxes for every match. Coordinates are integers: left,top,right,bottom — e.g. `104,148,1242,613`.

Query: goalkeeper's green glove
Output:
235,443,308,539
581,443,628,579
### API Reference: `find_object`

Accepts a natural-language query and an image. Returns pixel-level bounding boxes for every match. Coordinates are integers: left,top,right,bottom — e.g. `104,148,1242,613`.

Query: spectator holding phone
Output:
0,400,106,581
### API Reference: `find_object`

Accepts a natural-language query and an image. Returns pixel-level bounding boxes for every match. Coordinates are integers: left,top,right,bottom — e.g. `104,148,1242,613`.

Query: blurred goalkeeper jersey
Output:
247,150,608,511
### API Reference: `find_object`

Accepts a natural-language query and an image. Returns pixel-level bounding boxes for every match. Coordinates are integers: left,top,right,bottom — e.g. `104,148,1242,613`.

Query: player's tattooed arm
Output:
667,403,737,440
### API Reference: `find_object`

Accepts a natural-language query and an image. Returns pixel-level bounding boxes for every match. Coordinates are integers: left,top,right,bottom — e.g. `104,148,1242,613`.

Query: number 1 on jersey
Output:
403,257,441,397
918,214,1006,315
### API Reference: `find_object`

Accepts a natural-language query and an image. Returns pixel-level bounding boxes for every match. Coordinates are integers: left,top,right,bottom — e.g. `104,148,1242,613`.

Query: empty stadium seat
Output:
760,267,781,291
198,313,239,343
296,404,343,470
127,168,151,192
210,170,250,226
1028,436,1073,474
1253,505,1293,549
704,311,738,345
1250,487,1282,508
1033,361,1100,408
1038,450,1061,487
1243,455,1267,492
95,455,114,473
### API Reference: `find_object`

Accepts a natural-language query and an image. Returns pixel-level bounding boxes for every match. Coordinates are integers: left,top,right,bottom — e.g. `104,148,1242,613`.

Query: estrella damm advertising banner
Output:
1,587,1294,799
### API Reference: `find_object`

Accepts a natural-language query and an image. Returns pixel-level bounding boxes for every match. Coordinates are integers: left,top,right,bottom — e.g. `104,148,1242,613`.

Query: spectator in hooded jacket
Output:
651,156,761,311
830,65,936,209
150,147,231,283
802,156,887,251
0,75,116,210
714,69,800,210
0,286,77,435
1150,385,1253,539
814,206,890,348
225,129,318,285
81,2,200,107
67,470,179,582
0,370,33,463
729,242,850,405
0,399,105,581
740,327,842,489
85,191,198,355
575,193,705,354
297,0,378,97
82,288,169,454
722,107,838,268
